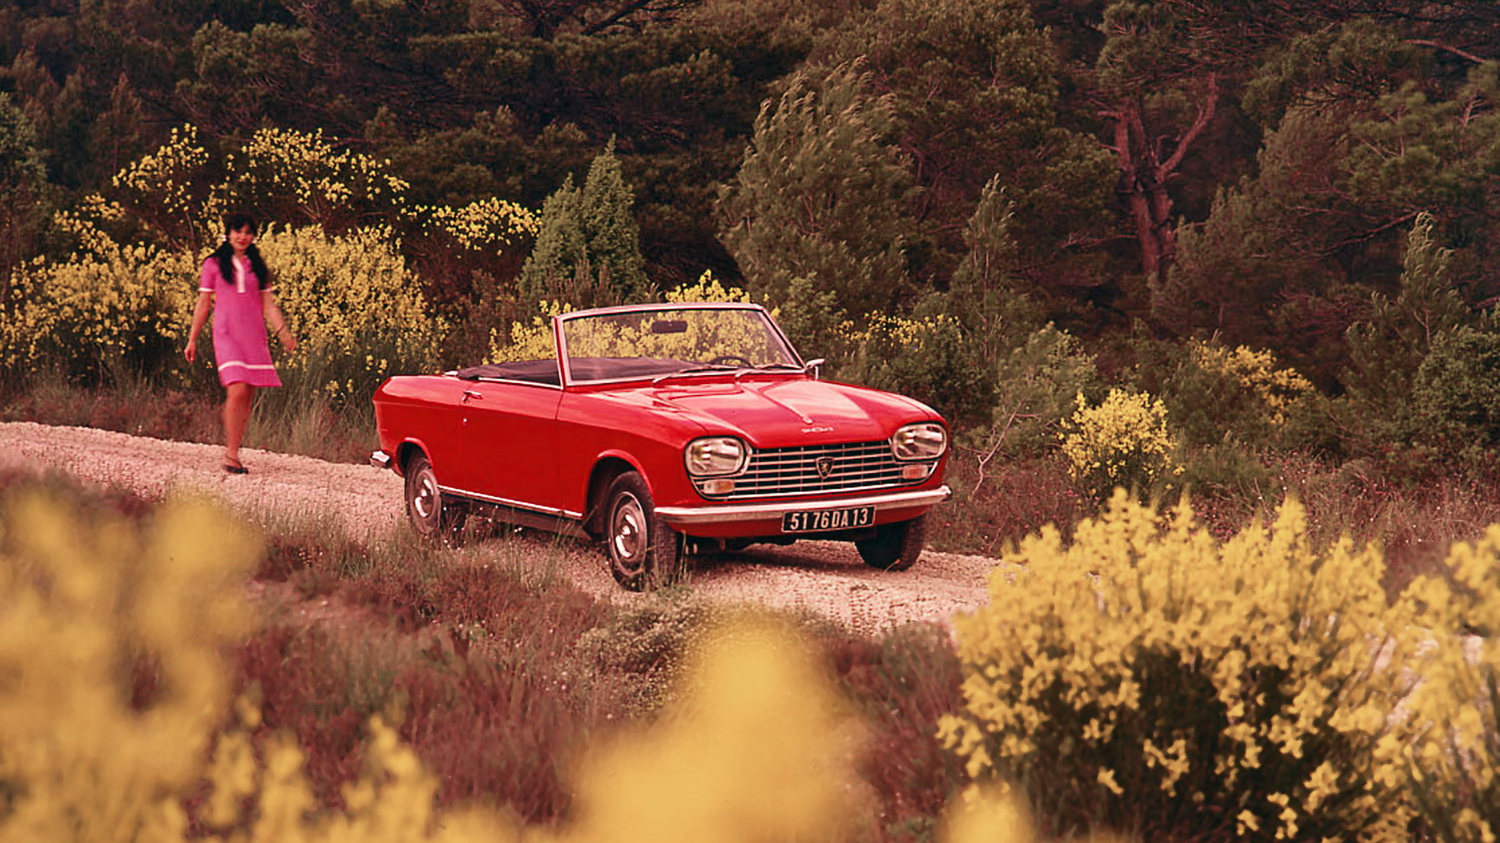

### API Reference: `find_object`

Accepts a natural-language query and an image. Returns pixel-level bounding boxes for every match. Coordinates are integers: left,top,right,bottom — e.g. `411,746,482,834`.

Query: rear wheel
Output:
856,515,927,571
604,471,683,591
404,452,467,546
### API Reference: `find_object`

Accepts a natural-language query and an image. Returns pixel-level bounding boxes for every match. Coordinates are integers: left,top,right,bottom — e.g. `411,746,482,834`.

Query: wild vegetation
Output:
2,0,1499,839
3,468,1497,842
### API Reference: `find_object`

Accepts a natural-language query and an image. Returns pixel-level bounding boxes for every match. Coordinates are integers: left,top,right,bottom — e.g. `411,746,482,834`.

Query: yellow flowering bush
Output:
0,236,196,376
216,127,412,230
0,490,257,841
419,196,540,257
939,491,1423,841
1391,526,1500,843
2,125,542,398
1060,389,1181,500
664,270,756,305
1148,339,1317,449
258,225,446,402
109,125,209,245
1189,342,1313,427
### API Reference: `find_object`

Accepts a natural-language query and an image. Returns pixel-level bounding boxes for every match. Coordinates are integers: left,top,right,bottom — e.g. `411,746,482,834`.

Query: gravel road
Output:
0,421,1005,630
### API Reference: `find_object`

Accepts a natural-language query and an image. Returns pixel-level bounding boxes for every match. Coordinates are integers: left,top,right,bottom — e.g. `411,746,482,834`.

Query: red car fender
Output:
389,436,437,478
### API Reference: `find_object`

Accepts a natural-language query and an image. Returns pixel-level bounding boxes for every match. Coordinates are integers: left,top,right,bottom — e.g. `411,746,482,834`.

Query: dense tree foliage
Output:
717,62,917,339
2,0,1497,455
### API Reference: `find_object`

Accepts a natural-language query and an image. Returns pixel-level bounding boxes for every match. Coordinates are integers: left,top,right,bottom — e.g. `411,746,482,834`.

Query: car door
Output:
451,380,564,513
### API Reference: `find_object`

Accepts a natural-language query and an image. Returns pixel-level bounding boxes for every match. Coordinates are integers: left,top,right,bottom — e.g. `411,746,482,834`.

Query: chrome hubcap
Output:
414,471,438,524
610,493,647,568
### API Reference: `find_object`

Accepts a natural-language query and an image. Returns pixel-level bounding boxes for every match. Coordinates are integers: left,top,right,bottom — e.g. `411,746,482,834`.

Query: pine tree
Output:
949,177,1043,363
0,93,49,299
1338,212,1475,450
579,137,651,303
519,141,652,308
1345,212,1471,405
717,62,917,323
519,174,588,304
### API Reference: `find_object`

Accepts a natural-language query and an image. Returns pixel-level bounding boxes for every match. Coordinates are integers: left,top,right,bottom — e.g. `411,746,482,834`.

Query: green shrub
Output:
1143,338,1315,449
835,310,993,424
1179,443,1274,492
939,492,1420,841
1410,324,1500,475
959,325,1099,465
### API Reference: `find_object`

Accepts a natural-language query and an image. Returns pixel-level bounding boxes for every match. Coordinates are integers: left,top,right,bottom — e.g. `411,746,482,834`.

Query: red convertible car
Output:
370,302,950,590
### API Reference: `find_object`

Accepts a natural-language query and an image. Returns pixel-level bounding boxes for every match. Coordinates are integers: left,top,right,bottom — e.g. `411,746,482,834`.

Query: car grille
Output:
693,440,928,499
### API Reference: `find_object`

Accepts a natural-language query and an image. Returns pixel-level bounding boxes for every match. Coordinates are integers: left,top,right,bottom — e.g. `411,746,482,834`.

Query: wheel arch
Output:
395,440,429,476
584,454,645,539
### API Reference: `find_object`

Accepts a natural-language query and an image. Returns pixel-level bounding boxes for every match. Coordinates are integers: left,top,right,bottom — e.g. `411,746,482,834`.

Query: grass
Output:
0,366,377,464
5,434,1498,842
0,470,970,841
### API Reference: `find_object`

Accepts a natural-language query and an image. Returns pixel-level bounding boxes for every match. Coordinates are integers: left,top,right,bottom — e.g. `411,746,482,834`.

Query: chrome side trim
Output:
437,485,584,521
656,486,951,526
464,377,564,391
370,450,393,470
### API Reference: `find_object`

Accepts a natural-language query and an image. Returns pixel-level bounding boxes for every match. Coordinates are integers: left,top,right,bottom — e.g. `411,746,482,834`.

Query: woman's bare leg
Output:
223,382,257,465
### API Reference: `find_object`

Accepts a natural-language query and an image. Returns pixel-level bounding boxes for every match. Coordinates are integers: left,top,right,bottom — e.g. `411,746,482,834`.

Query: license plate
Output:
782,505,875,533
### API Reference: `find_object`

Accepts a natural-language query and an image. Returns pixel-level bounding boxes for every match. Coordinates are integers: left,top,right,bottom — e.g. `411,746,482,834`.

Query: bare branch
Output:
1405,38,1488,64
1319,211,1421,255
1156,72,1218,181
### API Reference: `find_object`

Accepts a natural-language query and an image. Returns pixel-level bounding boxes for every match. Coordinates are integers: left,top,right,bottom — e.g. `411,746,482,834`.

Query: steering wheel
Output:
707,355,753,367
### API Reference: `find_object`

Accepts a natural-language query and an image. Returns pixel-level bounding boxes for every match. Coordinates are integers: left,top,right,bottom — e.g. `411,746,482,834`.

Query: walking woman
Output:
185,213,296,473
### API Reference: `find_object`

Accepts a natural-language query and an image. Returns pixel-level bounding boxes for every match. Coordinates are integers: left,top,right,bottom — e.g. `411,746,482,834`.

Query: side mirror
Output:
803,358,825,380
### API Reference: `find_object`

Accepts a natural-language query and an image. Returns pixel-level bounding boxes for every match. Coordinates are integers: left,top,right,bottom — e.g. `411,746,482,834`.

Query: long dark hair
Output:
209,212,271,290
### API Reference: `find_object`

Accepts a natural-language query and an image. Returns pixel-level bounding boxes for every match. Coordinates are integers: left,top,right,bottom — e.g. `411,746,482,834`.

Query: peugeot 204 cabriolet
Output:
370,302,951,590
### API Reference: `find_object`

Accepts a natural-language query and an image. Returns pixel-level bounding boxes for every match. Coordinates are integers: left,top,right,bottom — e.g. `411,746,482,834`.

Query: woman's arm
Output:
185,291,212,362
262,289,297,353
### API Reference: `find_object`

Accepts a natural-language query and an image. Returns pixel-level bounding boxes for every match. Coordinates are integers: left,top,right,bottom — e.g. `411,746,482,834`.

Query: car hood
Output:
615,377,937,446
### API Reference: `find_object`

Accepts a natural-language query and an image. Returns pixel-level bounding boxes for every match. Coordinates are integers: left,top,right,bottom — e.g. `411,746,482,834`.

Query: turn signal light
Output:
701,478,736,495
901,463,933,481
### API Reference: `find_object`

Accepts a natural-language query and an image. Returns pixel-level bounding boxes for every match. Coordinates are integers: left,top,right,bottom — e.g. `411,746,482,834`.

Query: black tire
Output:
856,515,927,571
603,471,684,591
404,452,467,547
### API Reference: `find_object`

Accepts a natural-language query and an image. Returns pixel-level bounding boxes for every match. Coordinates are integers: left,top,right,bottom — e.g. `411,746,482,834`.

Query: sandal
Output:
224,458,249,475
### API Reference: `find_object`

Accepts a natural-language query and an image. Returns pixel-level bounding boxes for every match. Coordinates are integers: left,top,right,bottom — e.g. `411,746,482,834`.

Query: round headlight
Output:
685,436,748,476
891,423,946,461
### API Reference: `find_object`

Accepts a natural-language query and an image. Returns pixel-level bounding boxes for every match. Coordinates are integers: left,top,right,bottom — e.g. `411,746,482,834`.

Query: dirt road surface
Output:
0,421,1005,630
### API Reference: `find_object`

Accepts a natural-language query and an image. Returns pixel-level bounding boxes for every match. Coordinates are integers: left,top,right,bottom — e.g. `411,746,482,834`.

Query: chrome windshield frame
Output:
553,302,804,388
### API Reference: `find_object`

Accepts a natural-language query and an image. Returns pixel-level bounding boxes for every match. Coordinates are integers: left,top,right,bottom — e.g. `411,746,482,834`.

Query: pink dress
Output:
199,256,283,388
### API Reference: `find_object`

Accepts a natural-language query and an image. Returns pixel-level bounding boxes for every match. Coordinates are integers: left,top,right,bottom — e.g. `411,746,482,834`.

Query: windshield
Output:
560,306,801,383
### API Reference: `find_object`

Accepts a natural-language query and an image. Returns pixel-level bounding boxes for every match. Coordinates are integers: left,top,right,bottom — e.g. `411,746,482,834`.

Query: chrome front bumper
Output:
655,486,951,526
370,450,393,470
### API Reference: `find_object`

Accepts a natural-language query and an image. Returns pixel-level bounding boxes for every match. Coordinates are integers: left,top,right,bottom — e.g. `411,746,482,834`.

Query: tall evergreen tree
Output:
520,174,589,304
949,177,1043,362
519,141,652,307
0,93,48,300
717,62,917,323
579,137,651,303
1344,212,1472,406
814,0,1113,292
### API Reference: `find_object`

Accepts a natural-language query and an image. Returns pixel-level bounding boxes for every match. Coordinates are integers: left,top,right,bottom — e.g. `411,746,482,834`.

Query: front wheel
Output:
603,471,683,591
404,452,467,546
856,515,927,571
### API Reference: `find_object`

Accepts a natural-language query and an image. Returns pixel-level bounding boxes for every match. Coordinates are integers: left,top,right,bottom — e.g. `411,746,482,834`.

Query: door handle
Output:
462,390,483,403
